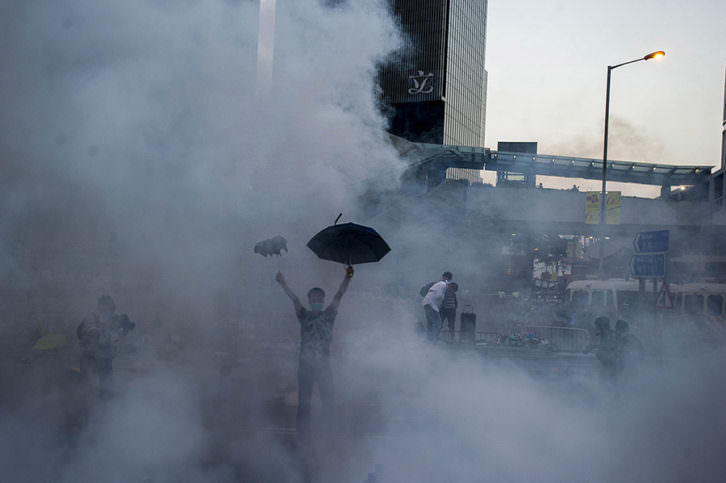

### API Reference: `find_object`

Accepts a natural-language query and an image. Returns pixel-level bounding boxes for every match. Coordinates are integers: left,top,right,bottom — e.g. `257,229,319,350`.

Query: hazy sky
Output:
484,0,726,194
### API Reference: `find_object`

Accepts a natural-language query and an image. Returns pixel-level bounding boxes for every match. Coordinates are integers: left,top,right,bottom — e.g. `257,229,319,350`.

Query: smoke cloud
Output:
1,1,725,482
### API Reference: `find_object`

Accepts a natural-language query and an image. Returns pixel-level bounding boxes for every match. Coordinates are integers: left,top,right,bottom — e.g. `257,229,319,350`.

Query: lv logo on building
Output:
408,70,435,95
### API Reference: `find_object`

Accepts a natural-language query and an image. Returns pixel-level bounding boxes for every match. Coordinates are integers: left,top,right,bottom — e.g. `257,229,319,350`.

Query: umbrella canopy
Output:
307,222,391,265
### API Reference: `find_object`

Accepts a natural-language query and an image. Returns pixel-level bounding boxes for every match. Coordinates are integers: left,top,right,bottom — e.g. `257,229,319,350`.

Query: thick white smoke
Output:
1,0,401,481
0,0,402,322
1,1,725,483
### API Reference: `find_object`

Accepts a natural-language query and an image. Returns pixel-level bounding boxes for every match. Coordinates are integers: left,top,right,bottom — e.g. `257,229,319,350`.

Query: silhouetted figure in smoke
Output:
276,265,353,435
440,282,458,338
583,316,617,379
421,272,452,342
76,295,135,389
614,319,645,377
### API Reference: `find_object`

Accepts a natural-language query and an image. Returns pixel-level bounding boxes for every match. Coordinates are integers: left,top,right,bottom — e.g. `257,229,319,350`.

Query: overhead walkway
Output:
404,142,713,187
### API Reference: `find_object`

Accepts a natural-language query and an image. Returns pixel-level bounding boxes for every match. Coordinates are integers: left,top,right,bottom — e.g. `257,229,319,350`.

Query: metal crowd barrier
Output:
475,331,500,345
509,325,591,353
440,326,591,353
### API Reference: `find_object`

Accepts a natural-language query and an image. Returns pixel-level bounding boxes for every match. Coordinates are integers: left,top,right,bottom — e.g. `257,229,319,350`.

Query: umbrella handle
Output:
344,233,351,266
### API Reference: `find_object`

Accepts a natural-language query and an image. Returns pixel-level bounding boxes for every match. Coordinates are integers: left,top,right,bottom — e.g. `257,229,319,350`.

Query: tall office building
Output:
708,68,725,219
380,0,488,149
722,68,726,170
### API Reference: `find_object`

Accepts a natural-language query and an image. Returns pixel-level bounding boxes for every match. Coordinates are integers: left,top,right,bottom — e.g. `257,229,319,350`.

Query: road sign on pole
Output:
630,253,666,278
633,230,669,253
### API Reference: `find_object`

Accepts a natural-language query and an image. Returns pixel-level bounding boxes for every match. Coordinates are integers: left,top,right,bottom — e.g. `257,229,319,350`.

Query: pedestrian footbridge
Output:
404,142,713,188
391,139,724,233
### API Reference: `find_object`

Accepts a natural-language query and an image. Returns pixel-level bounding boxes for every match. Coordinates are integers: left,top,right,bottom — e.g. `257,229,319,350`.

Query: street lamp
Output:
598,50,665,276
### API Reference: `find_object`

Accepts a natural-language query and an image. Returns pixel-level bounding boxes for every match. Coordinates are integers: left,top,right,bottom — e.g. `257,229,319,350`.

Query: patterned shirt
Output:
442,288,457,310
296,306,337,367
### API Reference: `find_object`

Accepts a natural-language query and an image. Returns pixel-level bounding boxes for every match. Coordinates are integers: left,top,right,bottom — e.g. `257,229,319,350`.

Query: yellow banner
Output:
585,192,600,224
585,192,621,224
606,191,621,224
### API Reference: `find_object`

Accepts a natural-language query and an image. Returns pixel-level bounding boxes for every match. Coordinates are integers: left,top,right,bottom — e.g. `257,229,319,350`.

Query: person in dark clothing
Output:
614,319,645,376
76,295,135,388
440,282,458,336
583,316,618,379
276,265,353,435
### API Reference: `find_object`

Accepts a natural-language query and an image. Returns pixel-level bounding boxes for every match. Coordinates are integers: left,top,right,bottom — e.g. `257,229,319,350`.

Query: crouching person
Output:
76,295,135,391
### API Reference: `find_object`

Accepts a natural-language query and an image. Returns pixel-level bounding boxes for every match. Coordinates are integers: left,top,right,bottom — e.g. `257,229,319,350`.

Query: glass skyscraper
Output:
380,0,488,149
722,69,725,170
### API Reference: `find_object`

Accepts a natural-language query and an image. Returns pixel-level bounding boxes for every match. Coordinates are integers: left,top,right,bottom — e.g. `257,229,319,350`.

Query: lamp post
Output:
256,0,277,91
598,50,665,277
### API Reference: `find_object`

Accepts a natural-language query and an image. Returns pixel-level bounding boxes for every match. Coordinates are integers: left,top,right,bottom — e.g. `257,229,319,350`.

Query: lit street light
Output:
599,50,665,277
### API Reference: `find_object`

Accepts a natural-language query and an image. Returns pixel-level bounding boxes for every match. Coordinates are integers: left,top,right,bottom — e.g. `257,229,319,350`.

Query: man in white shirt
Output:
422,271,452,342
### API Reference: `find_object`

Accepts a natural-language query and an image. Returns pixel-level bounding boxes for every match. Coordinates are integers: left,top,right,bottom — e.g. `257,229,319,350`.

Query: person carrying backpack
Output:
420,272,452,343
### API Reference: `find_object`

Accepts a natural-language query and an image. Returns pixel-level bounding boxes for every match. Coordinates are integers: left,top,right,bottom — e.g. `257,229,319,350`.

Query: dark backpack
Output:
419,281,435,297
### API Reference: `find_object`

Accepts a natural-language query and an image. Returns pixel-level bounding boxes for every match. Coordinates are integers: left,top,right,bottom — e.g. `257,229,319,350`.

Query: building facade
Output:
722,68,726,170
713,68,726,222
380,0,488,150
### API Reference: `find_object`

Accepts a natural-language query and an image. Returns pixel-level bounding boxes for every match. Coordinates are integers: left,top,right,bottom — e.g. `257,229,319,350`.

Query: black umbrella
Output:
307,221,391,265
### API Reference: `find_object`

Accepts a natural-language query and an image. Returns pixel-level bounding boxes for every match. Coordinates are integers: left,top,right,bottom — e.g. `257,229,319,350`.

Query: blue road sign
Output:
630,254,666,278
633,230,669,253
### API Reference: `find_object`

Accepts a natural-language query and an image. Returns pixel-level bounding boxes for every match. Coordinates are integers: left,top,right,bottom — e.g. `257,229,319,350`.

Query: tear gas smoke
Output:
540,116,666,196
1,1,725,482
